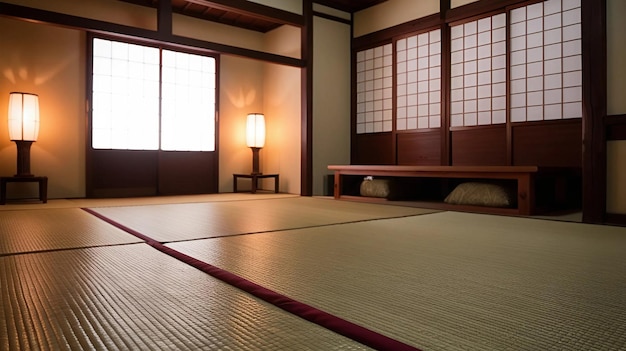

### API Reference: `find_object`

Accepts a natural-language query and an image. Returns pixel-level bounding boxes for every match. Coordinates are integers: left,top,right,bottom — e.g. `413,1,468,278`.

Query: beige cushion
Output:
444,182,514,207
360,179,393,198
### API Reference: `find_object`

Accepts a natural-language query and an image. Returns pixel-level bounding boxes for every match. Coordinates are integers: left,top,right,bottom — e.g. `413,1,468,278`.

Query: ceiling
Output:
120,0,386,33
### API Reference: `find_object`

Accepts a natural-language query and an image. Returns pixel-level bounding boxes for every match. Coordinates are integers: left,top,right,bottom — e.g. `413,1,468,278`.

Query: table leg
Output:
233,175,238,192
251,175,257,194
274,175,279,193
40,178,48,203
0,179,6,205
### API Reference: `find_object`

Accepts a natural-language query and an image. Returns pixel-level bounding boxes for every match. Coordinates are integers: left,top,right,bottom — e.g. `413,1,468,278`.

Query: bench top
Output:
328,165,541,173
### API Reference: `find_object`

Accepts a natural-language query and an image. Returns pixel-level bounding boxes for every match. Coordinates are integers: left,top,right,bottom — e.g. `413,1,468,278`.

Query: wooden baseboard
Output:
605,213,626,227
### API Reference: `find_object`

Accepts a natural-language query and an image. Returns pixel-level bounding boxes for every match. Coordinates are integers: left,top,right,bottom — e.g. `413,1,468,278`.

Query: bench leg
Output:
333,172,341,199
517,174,535,215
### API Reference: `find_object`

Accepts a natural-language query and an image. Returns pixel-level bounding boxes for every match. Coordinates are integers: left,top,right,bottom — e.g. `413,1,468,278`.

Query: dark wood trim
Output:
449,124,507,132
0,2,304,67
313,11,351,25
353,13,441,49
301,0,313,196
350,20,358,164
185,0,304,27
440,0,451,165
85,33,222,198
445,0,541,23
581,0,607,224
605,213,626,227
606,114,626,125
157,0,172,35
85,35,95,197
505,10,512,166
606,114,626,140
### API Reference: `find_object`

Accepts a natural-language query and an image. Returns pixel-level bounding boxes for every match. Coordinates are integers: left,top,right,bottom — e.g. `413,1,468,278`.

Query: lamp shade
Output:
8,92,40,141
246,113,265,148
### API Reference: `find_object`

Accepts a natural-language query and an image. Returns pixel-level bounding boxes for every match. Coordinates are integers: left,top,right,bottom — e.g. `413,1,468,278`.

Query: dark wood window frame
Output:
351,0,607,224
85,33,222,197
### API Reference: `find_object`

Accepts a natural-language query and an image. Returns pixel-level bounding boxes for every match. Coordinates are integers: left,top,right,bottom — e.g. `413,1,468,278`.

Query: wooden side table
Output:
0,176,48,204
233,173,279,193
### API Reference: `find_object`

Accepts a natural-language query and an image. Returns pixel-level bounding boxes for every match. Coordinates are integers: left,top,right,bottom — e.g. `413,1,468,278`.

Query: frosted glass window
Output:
509,0,582,122
161,50,216,151
450,14,506,127
357,44,393,134
92,38,159,150
396,29,441,131
92,38,216,151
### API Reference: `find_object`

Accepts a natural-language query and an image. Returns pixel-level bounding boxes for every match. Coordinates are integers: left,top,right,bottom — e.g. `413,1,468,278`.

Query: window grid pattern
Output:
356,44,393,134
91,38,217,151
396,29,442,130
450,13,507,127
92,39,160,150
510,0,582,122
161,50,216,151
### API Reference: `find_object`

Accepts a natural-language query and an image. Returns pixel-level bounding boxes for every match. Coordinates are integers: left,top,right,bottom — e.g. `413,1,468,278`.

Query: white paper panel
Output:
507,0,581,122
395,29,441,131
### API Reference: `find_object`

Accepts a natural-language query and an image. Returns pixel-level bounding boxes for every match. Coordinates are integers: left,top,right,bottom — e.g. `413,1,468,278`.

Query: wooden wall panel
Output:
158,151,218,195
88,150,158,197
396,131,441,165
451,125,507,165
352,132,394,165
513,120,582,167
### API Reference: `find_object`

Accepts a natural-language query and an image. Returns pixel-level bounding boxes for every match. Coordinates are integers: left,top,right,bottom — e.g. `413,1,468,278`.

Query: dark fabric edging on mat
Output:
82,208,421,351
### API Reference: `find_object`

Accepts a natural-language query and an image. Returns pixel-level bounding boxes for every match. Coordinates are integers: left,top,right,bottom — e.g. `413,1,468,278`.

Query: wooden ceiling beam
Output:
0,2,303,67
184,0,304,27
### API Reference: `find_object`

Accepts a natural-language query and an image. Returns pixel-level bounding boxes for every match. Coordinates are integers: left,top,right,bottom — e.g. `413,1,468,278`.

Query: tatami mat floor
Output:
1,194,623,350
2,243,373,350
169,212,626,350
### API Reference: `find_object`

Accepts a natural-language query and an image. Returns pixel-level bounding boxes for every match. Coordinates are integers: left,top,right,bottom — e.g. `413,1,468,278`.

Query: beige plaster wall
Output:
0,17,85,199
2,0,156,30
262,25,302,194
173,14,265,53
217,56,265,193
313,4,351,20
353,0,439,38
1,2,301,198
607,0,626,116
451,0,479,9
247,0,302,15
312,16,351,196
606,0,626,214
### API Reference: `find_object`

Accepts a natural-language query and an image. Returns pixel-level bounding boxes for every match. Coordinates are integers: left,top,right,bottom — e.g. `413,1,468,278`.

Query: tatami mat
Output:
0,193,298,210
0,244,373,351
0,208,142,255
88,197,438,242
167,211,626,351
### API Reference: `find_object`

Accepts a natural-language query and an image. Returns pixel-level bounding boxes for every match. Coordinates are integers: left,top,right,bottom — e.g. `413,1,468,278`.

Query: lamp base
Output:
250,147,262,175
14,140,34,177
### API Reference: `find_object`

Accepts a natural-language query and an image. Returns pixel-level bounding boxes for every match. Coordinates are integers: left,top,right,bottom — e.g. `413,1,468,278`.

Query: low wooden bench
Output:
328,165,573,216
